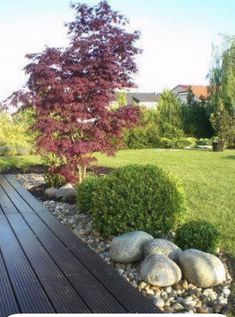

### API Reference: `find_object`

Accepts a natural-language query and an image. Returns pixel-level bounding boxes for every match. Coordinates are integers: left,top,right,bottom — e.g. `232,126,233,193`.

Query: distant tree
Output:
210,100,233,144
208,35,235,146
157,90,184,138
111,91,128,109
8,1,141,183
182,88,214,138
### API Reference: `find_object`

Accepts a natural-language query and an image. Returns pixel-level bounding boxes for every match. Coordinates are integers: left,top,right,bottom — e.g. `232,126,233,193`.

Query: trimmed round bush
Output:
76,175,99,213
175,220,221,254
90,165,187,236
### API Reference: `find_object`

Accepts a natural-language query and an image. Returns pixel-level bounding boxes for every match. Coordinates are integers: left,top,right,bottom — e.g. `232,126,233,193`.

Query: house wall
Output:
177,92,189,104
139,102,158,109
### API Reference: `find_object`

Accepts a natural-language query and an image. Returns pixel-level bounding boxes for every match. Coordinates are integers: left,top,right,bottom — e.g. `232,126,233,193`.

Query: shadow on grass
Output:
0,156,45,174
222,155,235,160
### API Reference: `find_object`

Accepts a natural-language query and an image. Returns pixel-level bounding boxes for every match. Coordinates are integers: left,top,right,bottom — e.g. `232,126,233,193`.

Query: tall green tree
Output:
182,89,214,138
157,90,184,138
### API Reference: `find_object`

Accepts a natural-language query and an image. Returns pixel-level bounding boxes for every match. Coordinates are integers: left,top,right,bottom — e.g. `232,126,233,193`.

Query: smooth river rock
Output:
109,231,153,263
144,238,182,262
178,249,226,288
45,187,58,198
140,254,182,286
55,183,76,200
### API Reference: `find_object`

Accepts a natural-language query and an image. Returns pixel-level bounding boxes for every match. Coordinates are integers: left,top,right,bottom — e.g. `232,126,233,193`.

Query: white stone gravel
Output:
42,199,233,314
14,173,233,314
14,173,45,190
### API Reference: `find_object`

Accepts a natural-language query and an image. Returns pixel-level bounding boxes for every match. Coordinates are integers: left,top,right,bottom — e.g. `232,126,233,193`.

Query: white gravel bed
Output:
14,173,45,190
14,173,233,314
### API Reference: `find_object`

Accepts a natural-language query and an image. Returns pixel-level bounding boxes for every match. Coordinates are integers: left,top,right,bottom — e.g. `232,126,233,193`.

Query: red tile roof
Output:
176,85,209,99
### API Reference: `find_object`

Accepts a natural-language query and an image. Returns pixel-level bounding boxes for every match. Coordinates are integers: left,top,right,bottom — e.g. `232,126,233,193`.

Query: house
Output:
126,92,160,108
172,85,209,103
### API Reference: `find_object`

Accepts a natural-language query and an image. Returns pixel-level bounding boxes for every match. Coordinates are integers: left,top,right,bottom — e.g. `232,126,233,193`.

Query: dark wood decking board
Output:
0,175,158,315
0,214,20,317
0,178,125,313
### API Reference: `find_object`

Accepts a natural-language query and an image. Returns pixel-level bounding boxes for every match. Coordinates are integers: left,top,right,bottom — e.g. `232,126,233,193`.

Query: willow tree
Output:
208,35,235,147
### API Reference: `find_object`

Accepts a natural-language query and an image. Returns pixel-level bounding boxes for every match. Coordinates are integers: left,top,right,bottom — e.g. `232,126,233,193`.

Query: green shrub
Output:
124,127,150,149
44,172,65,188
174,137,197,149
159,137,197,149
160,123,184,139
124,107,161,149
0,112,35,156
196,138,212,146
90,165,187,236
76,175,99,213
185,137,197,147
159,137,175,149
175,220,221,254
124,126,160,149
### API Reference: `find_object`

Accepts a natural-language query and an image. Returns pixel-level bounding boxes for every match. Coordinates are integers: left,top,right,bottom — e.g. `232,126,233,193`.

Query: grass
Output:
0,155,43,173
95,149,235,257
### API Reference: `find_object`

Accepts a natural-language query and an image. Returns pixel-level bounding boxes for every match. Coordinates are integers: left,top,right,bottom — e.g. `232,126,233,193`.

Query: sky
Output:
0,0,235,101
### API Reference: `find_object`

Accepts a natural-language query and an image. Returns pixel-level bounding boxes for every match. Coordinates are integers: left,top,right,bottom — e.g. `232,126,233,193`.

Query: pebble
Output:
152,296,165,308
146,289,155,295
172,303,185,311
13,173,234,315
165,286,172,294
161,291,168,300
223,288,231,297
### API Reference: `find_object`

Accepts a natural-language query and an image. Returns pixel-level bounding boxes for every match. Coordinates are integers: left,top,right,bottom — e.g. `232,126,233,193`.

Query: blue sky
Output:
1,0,235,101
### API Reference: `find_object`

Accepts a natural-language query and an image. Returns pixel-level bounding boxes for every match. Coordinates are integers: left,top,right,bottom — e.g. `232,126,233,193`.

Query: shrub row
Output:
124,128,197,150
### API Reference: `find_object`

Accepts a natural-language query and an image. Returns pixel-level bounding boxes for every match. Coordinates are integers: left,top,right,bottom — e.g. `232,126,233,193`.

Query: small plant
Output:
159,137,197,149
76,174,99,213
90,165,187,236
196,138,212,146
43,153,66,187
44,173,65,188
175,220,221,254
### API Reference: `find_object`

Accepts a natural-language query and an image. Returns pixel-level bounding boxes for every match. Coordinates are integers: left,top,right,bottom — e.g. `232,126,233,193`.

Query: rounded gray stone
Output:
55,183,76,199
140,254,182,287
144,238,182,261
152,296,165,308
109,231,153,263
45,187,58,198
178,249,226,288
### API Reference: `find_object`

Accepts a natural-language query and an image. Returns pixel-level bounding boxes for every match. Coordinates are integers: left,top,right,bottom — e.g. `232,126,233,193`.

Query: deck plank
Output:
0,184,90,314
0,208,20,317
0,214,54,313
2,174,158,313
0,177,126,313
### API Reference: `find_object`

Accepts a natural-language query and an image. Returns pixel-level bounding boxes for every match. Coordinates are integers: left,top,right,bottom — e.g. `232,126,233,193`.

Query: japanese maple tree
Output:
10,1,142,183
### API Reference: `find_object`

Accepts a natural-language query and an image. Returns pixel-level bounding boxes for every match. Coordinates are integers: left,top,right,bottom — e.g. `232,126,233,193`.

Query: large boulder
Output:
178,249,226,287
140,254,182,286
144,239,182,262
109,231,153,263
55,183,76,200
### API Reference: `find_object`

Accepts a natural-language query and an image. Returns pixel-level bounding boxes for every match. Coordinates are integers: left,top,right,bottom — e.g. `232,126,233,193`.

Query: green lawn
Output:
0,155,42,173
96,149,235,257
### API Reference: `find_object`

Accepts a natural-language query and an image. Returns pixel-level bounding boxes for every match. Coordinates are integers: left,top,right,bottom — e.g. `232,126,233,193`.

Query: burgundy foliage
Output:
9,1,142,183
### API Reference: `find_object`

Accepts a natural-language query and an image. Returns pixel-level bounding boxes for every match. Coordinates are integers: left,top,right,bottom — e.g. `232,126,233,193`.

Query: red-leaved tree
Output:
9,1,142,183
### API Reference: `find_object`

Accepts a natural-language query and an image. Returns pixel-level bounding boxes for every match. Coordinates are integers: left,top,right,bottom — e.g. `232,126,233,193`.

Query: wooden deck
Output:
0,174,158,316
